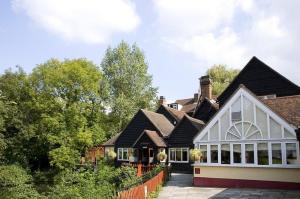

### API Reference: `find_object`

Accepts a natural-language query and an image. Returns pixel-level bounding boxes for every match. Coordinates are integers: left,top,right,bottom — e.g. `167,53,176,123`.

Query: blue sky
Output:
1,0,300,101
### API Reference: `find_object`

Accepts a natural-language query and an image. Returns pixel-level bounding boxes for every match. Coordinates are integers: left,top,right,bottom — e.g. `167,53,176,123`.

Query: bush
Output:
0,165,40,199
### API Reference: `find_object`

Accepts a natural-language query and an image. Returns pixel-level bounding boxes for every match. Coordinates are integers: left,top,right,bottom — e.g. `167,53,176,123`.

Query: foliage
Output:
189,148,202,162
48,168,116,199
156,151,167,162
101,41,158,134
107,150,117,161
206,65,240,96
0,165,40,199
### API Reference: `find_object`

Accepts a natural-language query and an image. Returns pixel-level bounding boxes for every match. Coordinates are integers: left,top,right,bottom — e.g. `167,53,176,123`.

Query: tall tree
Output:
206,65,240,96
101,41,158,134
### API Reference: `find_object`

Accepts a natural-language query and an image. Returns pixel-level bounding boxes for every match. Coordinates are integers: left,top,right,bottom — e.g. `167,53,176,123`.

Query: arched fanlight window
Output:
226,121,262,140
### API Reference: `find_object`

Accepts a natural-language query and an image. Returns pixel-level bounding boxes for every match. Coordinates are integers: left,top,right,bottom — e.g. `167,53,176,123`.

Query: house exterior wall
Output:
193,166,300,189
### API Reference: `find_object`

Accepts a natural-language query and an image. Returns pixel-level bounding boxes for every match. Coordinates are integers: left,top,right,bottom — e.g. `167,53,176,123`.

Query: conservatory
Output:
193,85,300,189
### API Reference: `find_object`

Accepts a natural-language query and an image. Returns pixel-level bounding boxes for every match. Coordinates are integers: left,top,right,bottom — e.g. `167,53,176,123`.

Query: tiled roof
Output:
175,98,194,105
185,115,205,130
141,109,174,137
144,130,167,147
163,105,186,121
180,103,197,113
262,95,300,127
102,132,121,146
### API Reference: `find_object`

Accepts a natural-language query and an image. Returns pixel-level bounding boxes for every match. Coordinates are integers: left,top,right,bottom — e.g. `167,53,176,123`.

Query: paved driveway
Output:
157,173,300,199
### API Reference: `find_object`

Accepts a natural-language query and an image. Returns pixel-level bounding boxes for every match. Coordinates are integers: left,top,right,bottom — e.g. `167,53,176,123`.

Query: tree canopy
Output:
206,65,240,96
101,41,158,134
0,41,158,198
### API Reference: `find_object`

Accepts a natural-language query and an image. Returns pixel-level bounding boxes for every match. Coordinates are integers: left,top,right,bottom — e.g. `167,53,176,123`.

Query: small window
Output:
233,144,241,163
200,145,207,163
231,97,241,122
257,143,268,165
169,148,189,162
210,145,218,163
272,143,282,164
221,144,230,164
118,148,129,161
286,143,297,165
245,144,254,164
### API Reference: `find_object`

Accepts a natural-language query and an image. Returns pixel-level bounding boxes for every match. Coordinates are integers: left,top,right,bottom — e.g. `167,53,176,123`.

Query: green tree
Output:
206,65,240,96
101,41,158,133
0,165,40,199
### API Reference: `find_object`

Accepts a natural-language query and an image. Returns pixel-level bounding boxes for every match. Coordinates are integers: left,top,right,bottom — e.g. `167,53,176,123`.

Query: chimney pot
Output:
199,75,212,100
159,96,167,106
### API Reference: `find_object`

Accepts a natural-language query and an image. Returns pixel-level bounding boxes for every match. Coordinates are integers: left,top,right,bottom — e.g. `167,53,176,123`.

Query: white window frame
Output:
117,148,129,161
194,141,300,168
168,148,189,163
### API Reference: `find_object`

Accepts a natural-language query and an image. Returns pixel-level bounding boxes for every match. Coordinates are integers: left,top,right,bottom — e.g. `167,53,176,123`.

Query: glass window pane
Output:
272,143,282,164
182,149,188,161
221,144,230,164
176,148,181,161
245,144,254,164
210,122,219,141
170,149,175,161
200,145,207,163
210,145,218,163
123,148,128,160
233,144,242,163
270,118,282,139
286,143,297,165
243,97,254,123
232,97,241,122
258,143,269,165
284,129,296,139
118,148,122,160
256,107,268,138
221,110,230,140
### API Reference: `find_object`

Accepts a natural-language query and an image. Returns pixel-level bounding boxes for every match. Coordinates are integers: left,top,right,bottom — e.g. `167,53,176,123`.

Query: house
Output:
193,57,300,189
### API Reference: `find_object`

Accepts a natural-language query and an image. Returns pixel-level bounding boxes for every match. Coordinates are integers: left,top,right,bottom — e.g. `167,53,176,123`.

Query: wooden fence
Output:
117,168,167,199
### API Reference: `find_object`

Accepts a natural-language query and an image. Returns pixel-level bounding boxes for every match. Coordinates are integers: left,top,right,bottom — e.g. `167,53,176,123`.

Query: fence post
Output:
137,163,142,177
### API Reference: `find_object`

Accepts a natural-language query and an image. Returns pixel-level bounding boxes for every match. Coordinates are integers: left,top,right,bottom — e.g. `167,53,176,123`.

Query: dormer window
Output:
168,103,178,110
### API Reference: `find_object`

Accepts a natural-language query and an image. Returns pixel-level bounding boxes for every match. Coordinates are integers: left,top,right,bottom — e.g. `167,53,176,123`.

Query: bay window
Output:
195,142,299,167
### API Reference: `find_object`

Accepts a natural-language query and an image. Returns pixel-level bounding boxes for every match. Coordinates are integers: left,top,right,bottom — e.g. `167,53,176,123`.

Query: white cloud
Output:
153,0,300,85
12,0,140,44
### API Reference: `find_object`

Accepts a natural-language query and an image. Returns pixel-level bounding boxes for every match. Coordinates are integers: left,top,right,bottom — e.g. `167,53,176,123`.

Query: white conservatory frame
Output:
193,85,300,168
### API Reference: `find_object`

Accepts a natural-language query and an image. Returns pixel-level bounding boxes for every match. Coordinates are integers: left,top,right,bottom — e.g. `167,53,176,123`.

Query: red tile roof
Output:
262,95,300,127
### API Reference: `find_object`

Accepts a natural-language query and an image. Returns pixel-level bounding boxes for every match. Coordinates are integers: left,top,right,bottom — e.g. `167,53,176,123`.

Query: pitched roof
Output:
185,115,205,130
175,98,194,105
161,105,185,121
102,132,121,146
141,109,174,137
180,103,197,113
217,56,300,105
193,97,219,122
262,95,300,127
140,130,167,147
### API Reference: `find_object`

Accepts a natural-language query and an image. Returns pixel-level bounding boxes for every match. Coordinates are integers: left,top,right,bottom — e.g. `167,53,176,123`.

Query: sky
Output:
1,0,300,101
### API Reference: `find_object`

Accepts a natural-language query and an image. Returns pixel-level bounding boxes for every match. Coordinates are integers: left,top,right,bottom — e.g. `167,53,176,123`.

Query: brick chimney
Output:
159,96,167,106
199,75,212,100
